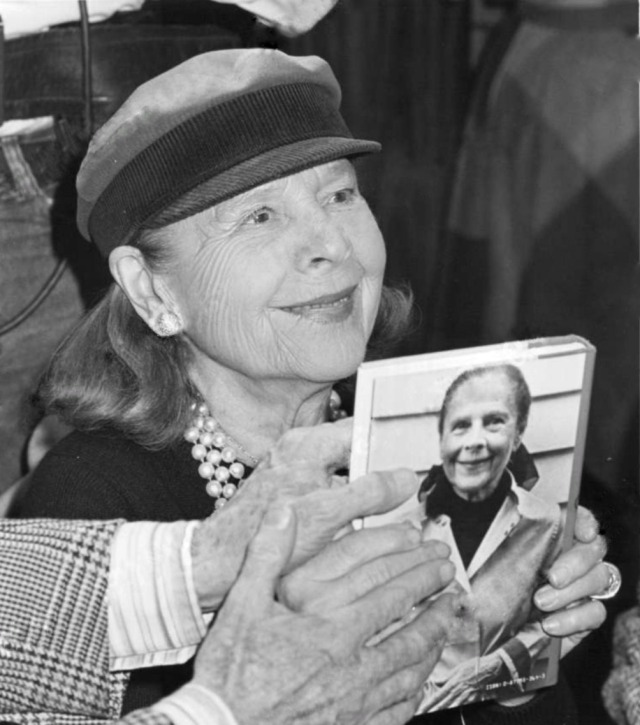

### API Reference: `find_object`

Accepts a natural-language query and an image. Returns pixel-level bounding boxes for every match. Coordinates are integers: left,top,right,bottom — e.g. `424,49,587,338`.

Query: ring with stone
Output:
590,562,622,601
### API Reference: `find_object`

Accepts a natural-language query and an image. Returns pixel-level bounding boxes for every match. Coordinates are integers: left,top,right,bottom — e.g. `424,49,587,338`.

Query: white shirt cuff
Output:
152,683,238,725
109,521,212,670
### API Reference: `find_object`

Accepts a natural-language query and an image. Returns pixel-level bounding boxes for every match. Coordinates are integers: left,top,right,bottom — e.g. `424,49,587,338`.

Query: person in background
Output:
0,0,337,491
11,45,615,724
0,424,459,725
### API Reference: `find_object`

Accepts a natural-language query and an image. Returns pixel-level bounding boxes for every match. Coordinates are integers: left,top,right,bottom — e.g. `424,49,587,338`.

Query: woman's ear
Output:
109,246,183,336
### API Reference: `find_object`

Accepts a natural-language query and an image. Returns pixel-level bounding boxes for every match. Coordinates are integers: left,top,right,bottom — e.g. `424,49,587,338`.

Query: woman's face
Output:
439,371,521,502
162,159,386,386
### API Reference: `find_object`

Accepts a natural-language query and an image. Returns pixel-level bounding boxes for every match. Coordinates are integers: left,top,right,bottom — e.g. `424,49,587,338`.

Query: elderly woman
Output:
420,364,572,710
12,49,612,722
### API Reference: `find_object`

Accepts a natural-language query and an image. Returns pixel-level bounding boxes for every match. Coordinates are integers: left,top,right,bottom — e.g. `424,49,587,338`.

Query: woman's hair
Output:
437,364,532,438
34,227,415,450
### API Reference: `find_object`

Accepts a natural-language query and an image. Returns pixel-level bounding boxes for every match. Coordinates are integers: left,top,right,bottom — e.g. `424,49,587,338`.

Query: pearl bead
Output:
200,432,214,447
212,432,226,448
206,480,223,498
187,395,346,511
206,449,222,465
184,427,200,443
198,462,214,479
191,444,207,461
221,446,236,463
214,466,230,482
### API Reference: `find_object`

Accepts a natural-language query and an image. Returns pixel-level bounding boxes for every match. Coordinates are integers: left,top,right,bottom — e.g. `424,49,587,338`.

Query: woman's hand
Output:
279,524,454,614
191,418,434,612
534,506,609,657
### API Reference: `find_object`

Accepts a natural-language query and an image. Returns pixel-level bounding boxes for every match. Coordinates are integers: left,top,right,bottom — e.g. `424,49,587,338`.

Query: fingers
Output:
282,534,451,613
221,504,296,619
573,505,600,544
337,558,455,646
288,468,421,569
366,697,421,725
541,597,607,648
347,469,421,520
259,418,352,473
544,533,607,590
353,597,456,722
373,594,456,670
556,601,608,658
536,556,612,613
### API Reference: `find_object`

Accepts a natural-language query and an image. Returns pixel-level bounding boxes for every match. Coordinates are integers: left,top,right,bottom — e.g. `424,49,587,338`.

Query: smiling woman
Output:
9,47,411,713
9,47,609,724
420,364,565,710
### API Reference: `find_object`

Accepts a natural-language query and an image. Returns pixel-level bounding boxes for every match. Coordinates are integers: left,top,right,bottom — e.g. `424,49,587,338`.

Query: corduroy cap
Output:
77,48,381,256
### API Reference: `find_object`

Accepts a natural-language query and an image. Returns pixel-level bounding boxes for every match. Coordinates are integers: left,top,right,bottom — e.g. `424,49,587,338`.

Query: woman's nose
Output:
293,210,351,271
463,422,486,449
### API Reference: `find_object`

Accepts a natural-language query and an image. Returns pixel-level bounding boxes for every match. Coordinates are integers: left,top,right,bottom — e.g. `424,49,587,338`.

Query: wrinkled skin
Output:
166,159,385,404
193,420,610,664
193,503,456,725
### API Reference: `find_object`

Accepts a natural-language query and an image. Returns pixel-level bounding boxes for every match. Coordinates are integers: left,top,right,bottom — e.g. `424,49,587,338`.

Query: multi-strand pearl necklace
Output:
184,391,346,508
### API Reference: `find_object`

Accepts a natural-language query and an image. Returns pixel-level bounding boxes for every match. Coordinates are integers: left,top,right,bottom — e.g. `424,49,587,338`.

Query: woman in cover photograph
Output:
420,363,566,710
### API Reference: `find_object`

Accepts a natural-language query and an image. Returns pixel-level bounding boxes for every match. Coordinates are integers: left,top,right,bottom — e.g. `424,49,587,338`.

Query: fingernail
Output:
548,566,569,588
264,505,292,529
439,561,455,581
426,541,451,559
534,586,558,610
542,617,560,635
402,522,422,545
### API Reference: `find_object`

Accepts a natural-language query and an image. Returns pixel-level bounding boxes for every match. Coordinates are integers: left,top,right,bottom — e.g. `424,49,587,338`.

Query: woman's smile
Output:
277,285,357,323
456,456,492,471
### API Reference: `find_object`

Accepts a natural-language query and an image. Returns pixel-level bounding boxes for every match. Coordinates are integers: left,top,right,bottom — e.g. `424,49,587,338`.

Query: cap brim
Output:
143,135,381,233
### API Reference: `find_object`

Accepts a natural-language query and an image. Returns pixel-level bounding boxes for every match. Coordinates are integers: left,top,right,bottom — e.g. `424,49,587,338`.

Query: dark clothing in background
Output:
431,0,640,603
430,4,640,722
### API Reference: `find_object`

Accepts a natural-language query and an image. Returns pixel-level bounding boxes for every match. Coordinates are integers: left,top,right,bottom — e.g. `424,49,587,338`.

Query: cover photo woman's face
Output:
439,370,521,502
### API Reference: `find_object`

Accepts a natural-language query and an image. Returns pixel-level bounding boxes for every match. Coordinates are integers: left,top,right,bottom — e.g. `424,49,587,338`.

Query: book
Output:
349,336,595,712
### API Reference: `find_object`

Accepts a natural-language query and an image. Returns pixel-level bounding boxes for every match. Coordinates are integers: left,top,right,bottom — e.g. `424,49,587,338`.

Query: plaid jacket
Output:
0,518,170,725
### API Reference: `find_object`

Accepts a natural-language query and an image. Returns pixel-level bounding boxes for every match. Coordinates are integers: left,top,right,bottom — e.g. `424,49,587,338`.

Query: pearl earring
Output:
154,311,182,337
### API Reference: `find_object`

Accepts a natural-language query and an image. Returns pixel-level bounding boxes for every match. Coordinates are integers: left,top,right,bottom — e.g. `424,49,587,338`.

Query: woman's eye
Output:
329,188,356,205
451,420,470,433
244,207,273,225
486,416,506,430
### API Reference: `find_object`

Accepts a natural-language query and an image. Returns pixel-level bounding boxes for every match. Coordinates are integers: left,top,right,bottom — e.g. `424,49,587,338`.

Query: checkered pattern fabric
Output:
0,519,130,723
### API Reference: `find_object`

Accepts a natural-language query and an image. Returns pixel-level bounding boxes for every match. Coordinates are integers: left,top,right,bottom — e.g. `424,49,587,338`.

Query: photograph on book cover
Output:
350,336,595,712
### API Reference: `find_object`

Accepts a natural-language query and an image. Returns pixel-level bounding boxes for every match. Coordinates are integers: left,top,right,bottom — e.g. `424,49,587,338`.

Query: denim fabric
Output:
0,125,107,490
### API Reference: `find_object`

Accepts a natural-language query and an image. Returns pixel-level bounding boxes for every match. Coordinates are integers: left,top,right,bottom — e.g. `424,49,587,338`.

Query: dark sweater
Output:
11,428,578,725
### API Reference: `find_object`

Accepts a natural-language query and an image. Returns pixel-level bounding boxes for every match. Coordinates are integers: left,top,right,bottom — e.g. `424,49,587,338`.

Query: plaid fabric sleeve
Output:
0,518,130,721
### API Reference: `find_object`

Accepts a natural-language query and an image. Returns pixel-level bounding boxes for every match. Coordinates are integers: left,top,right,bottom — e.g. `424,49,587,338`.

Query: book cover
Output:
350,336,595,712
